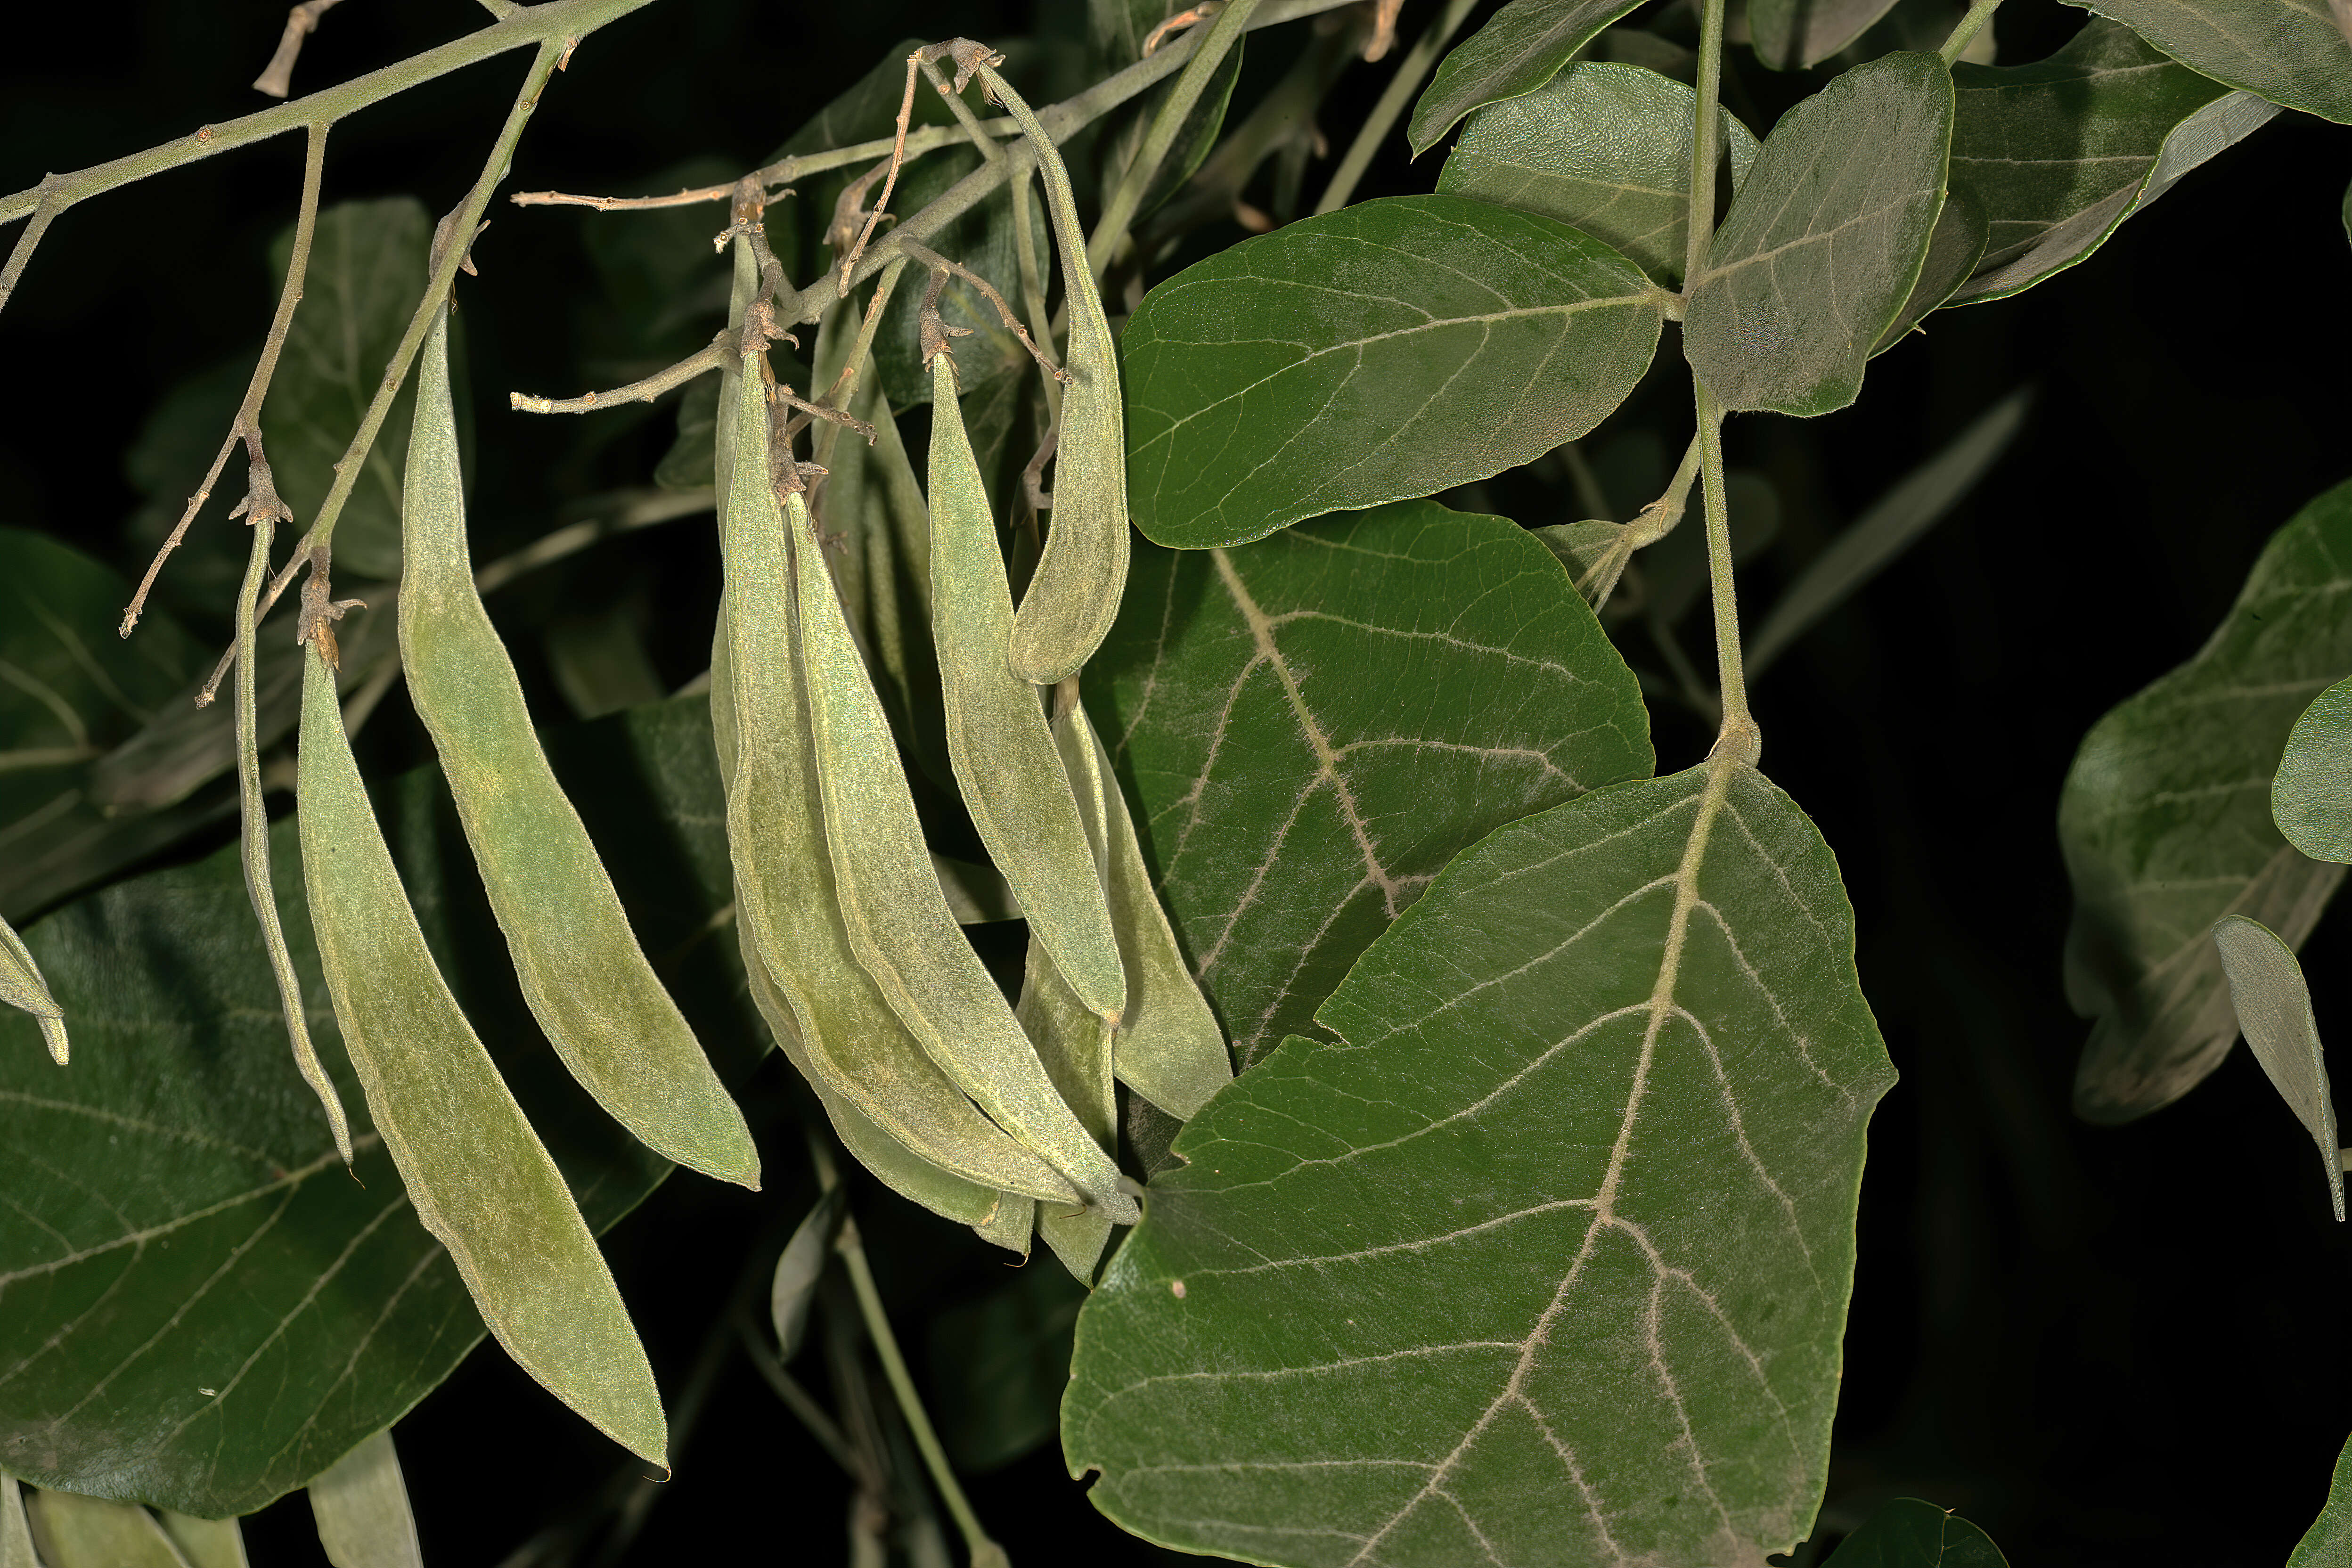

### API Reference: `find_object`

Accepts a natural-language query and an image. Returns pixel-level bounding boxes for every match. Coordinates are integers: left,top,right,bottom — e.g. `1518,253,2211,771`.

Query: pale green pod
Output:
0,912,67,1065
708,315,1077,1208
21,1490,184,1568
399,304,757,1189
785,461,1135,1219
157,1511,249,1568
308,1430,421,1568
297,643,668,1465
973,1192,1036,1258
985,73,1134,686
1064,702,1233,1119
930,350,1126,1019
1019,930,1117,1282
2,1478,37,1568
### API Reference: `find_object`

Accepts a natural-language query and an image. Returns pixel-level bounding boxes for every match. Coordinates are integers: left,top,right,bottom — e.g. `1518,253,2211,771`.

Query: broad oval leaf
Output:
1873,185,1989,352
2276,676,2352,863
1083,498,1653,1067
1437,63,1763,286
1819,1497,2010,1566
2211,915,2344,1220
0,695,757,1516
1946,21,2278,306
1752,0,1903,70
1407,0,1651,155
1064,759,1897,1567
2060,477,2352,1122
1686,52,1955,418
2292,1433,2352,1567
1122,195,1665,550
2058,0,2352,123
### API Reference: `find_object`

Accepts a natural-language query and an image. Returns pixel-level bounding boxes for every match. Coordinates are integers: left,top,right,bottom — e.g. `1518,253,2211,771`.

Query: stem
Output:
1313,0,1478,216
1692,384,1757,760
509,336,726,414
1683,0,1729,287
0,0,653,230
1087,0,1262,280
1937,0,2001,62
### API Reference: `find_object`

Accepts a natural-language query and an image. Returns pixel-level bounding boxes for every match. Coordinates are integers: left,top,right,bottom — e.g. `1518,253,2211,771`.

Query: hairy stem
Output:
509,336,727,414
1683,0,1729,287
1087,0,1262,280
1938,0,2001,62
1693,384,1756,760
1314,0,1478,215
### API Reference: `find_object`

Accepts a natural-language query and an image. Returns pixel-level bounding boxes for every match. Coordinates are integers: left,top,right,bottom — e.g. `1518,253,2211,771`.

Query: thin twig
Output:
1315,0,1478,214
1087,0,1261,280
1144,2,1223,54
1363,0,1406,59
508,121,1027,214
123,120,329,638
901,239,1070,382
509,335,727,414
0,186,63,318
252,0,345,98
839,46,944,293
916,55,1006,167
1938,0,2002,61
737,1315,870,1484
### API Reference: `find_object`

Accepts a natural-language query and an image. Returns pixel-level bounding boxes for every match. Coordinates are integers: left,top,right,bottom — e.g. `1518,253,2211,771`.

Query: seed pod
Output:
1064,700,1233,1119
1018,923,1117,1281
307,1429,423,1568
398,304,758,1188
785,455,1134,1219
296,640,667,1466
930,349,1125,1019
973,1192,1035,1258
982,68,1133,686
708,288,1078,1208
0,913,67,1065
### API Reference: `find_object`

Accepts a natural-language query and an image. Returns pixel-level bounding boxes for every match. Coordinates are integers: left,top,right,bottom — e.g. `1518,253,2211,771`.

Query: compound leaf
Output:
2275,676,2352,863
1122,195,1664,550
2058,0,2352,123
1947,21,2278,306
2060,477,2352,1122
1065,759,1896,1567
1438,63,1762,286
1407,0,1651,155
1083,499,1652,1068
1685,52,1954,418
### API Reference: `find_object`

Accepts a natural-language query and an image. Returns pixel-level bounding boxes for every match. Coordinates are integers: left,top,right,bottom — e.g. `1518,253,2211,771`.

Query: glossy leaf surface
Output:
2212,915,2344,1220
1948,21,2276,305
1066,760,1896,1566
0,695,758,1516
1685,51,1954,417
1437,63,1762,286
1084,499,1652,1066
1407,0,1650,154
2061,478,2352,1121
2059,0,2352,122
1122,195,1663,549
1818,1497,2009,1566
2276,676,2352,863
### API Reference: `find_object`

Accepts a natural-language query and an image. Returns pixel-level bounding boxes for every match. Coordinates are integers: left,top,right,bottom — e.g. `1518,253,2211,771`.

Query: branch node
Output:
296,547,366,671
253,0,345,98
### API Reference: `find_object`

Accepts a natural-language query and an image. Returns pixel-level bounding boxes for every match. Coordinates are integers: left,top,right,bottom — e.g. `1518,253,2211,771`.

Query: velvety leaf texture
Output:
1437,63,1763,287
1083,499,1653,1068
1406,0,1650,155
2060,477,2352,1123
0,696,756,1516
1947,20,2276,306
1121,195,1664,549
2291,1433,2352,1568
2274,675,2352,864
2059,0,2352,123
1685,51,1954,417
1750,0,1904,70
1065,759,1896,1567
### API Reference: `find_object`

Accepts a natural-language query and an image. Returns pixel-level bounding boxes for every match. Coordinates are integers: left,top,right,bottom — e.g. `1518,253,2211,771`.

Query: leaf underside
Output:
2059,0,2352,124
1065,760,1895,1568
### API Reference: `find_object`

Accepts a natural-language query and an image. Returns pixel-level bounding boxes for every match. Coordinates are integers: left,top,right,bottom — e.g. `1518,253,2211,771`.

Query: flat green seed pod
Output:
784,463,1133,1219
0,911,67,1065
308,1430,422,1568
972,1192,1036,1258
296,643,667,1465
708,327,1078,1207
987,70,1133,686
399,305,757,1189
1063,702,1233,1119
22,1490,185,1568
930,350,1125,1019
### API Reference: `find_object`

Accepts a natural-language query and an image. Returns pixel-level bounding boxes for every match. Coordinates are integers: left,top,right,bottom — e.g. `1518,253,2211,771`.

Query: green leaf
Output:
770,1187,845,1364
2058,0,2352,123
929,1262,1086,1473
1873,185,1988,351
1685,52,1955,418
0,694,760,1517
1084,498,1652,1068
2292,1433,2352,1567
1818,1497,2009,1566
1064,758,1896,1566
1406,0,1652,155
260,199,432,582
307,1430,422,1568
1750,0,1904,70
2276,676,2352,863
2060,478,2352,1123
1946,21,2277,307
2212,915,2343,1220
22,1491,188,1568
1747,386,2031,678
654,376,720,492
1121,195,1665,550
1437,63,1763,286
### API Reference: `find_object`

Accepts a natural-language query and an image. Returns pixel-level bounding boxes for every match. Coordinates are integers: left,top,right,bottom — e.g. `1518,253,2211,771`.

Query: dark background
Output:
3,0,2350,1563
